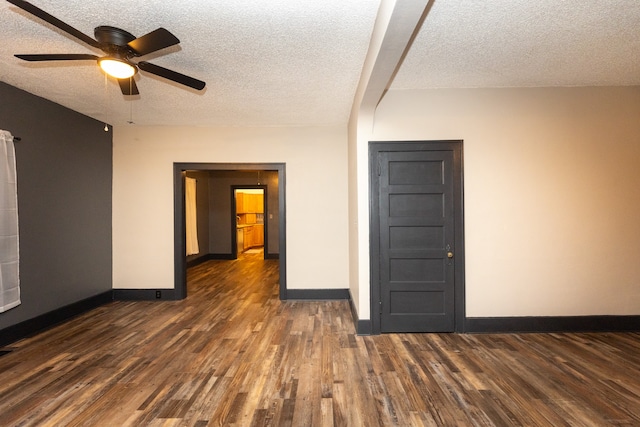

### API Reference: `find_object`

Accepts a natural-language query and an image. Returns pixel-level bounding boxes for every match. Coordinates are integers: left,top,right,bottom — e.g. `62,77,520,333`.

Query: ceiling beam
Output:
347,0,434,321
353,0,434,119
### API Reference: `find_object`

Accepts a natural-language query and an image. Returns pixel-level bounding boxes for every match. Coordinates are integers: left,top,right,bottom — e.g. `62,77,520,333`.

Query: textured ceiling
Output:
0,0,380,127
391,0,640,89
1,0,639,128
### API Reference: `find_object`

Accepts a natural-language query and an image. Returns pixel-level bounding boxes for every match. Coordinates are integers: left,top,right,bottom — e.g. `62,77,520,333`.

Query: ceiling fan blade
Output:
117,77,140,96
138,61,206,90
127,28,180,57
15,53,99,61
6,0,100,49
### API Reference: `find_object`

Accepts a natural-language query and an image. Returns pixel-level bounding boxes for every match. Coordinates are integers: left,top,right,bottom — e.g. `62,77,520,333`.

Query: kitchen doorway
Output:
233,187,267,259
174,163,287,300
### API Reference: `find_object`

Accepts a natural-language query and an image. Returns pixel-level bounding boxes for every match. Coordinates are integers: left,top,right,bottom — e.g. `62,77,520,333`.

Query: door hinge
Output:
377,157,381,176
379,300,383,314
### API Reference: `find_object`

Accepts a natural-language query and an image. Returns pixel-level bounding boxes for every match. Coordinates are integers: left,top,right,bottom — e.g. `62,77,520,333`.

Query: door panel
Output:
377,148,457,333
389,193,444,217
389,159,444,185
389,226,444,249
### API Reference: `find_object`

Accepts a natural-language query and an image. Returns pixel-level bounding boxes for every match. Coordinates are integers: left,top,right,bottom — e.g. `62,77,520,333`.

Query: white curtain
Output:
0,130,20,312
185,177,199,256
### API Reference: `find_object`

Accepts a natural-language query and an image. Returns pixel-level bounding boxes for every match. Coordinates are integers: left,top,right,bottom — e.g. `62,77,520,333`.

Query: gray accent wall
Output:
0,81,112,330
208,170,279,255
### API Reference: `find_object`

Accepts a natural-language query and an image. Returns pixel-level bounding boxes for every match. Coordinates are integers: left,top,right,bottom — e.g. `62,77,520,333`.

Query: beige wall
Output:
368,86,640,317
113,87,640,318
112,125,349,291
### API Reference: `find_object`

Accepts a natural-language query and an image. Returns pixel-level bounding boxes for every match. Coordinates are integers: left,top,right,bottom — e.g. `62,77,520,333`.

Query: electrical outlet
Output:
155,291,161,299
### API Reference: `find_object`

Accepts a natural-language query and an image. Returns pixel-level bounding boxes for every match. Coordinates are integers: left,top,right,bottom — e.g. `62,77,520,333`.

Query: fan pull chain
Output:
128,77,134,125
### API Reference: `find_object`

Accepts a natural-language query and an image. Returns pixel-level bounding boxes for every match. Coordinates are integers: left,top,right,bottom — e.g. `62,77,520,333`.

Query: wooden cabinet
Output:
236,193,264,213
240,224,264,251
236,192,247,213
253,224,264,246
243,226,253,250
251,194,264,213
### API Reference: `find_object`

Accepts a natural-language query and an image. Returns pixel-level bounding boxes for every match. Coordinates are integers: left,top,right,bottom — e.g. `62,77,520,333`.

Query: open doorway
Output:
233,187,267,259
174,163,286,300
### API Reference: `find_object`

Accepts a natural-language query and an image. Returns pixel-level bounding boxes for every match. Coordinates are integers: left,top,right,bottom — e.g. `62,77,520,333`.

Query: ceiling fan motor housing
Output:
94,26,136,47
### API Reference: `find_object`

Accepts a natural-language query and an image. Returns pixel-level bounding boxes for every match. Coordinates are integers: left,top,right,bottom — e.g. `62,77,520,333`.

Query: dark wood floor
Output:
1,252,639,426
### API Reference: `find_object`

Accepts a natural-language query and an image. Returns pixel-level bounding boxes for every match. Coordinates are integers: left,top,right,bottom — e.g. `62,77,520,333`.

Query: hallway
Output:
0,254,639,425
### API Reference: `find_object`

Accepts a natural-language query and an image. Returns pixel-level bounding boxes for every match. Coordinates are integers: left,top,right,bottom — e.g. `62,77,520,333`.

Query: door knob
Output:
447,251,454,259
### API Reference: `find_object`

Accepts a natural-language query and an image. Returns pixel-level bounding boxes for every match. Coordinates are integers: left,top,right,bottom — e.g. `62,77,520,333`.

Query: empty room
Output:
1,0,639,425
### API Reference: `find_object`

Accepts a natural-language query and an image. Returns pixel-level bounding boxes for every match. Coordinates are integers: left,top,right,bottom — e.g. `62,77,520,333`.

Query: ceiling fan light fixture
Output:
98,57,136,79
9,1,205,94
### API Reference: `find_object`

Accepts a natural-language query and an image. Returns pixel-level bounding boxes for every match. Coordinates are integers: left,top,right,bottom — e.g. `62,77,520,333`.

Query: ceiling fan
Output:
6,0,206,95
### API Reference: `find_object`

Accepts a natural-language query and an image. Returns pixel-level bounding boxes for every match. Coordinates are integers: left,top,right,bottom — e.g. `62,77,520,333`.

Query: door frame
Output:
369,141,465,334
231,185,268,259
174,163,287,300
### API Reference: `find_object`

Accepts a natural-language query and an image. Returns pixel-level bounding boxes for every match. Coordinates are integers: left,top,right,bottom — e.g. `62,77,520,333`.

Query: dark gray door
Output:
371,141,463,333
